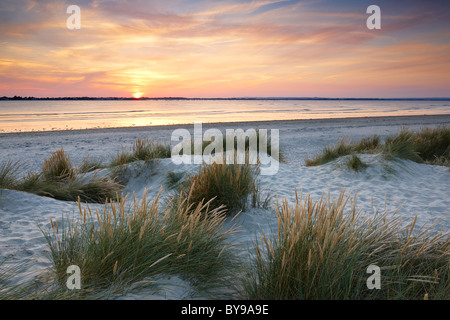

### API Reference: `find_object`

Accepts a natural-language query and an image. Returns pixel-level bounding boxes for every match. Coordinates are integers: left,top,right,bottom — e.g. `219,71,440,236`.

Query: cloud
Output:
0,0,449,97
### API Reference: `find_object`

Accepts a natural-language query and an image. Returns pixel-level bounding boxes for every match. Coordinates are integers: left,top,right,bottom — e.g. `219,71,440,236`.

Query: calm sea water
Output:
1,99,449,133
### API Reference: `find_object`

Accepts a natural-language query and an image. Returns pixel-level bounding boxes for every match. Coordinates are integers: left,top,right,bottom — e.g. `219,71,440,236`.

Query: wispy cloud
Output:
0,0,449,97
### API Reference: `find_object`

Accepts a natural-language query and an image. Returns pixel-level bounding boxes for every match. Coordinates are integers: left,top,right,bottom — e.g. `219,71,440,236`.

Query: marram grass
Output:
243,189,450,300
383,126,450,164
0,159,21,189
2,148,123,203
195,129,286,163
345,154,369,172
173,152,261,215
0,257,110,300
107,138,171,186
305,137,353,166
306,125,450,167
78,153,105,174
42,187,240,297
109,138,171,167
42,148,75,181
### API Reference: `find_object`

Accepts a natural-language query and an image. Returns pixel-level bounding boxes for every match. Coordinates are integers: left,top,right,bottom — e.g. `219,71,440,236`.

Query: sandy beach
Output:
2,0,450,305
1,114,449,299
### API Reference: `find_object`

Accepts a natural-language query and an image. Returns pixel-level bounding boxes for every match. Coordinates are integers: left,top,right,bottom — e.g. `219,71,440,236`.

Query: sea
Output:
1,99,449,133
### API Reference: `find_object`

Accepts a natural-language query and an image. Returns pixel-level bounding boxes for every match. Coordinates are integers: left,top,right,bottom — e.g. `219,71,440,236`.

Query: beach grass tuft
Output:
173,152,261,215
42,187,240,296
183,129,285,163
243,189,450,300
9,149,123,203
164,171,185,190
306,125,450,167
109,138,171,167
305,137,353,166
0,258,28,300
17,171,122,203
386,126,450,164
354,134,380,153
42,148,75,181
345,154,369,172
381,129,422,162
0,160,21,189
78,153,105,173
163,190,241,291
132,137,171,161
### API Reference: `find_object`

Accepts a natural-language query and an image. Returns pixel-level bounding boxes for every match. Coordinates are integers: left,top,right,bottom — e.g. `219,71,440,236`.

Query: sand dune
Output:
1,115,449,299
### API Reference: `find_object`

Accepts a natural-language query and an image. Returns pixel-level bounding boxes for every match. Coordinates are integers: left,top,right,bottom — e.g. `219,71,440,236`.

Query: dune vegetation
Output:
0,160,21,190
40,188,240,298
306,125,450,167
1,148,123,203
243,189,450,300
3,186,448,300
1,129,449,300
171,151,262,215
109,138,171,167
174,129,285,163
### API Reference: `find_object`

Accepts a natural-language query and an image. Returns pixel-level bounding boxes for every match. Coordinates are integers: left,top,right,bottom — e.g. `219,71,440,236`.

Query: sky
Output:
0,0,449,98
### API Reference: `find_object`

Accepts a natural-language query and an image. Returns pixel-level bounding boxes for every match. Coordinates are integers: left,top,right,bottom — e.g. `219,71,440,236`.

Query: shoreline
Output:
2,113,449,175
2,113,450,137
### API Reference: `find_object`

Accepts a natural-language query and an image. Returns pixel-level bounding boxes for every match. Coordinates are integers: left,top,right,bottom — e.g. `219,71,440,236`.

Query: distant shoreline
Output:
2,96,450,101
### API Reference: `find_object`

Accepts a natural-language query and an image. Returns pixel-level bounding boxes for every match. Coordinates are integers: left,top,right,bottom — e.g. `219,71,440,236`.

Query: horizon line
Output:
2,96,450,101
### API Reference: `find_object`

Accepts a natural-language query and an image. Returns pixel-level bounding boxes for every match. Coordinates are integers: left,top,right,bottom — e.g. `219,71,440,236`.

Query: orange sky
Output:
1,0,449,98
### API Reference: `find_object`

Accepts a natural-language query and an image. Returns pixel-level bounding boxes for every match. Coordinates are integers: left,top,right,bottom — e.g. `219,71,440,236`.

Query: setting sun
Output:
132,92,143,99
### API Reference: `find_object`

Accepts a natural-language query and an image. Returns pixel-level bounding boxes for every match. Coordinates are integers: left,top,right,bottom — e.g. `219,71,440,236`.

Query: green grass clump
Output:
0,160,21,189
306,125,450,167
354,135,380,153
110,138,171,167
345,154,369,172
0,258,27,300
110,146,135,168
305,138,353,166
181,129,285,163
78,153,105,174
0,256,142,300
42,149,75,181
42,188,240,296
15,170,41,192
3,149,123,203
18,171,122,204
133,137,171,161
384,126,450,164
164,171,185,190
30,149,121,203
410,125,450,162
243,190,450,300
174,153,261,215
382,132,423,163
107,138,171,185
163,191,241,290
